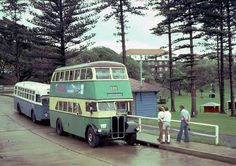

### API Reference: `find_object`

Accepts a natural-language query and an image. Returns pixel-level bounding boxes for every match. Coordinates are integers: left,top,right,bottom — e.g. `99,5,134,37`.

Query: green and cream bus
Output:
49,61,139,147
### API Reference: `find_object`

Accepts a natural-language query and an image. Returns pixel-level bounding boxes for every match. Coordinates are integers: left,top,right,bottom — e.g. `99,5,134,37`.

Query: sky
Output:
90,9,167,54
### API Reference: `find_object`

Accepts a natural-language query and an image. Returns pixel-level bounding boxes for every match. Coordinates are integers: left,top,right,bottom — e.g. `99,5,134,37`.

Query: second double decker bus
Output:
49,61,139,147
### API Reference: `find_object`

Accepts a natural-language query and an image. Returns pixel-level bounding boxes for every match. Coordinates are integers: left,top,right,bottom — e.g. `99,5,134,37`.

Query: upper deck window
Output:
59,72,64,81
65,71,70,81
112,68,127,79
75,69,80,80
86,68,93,79
96,68,111,79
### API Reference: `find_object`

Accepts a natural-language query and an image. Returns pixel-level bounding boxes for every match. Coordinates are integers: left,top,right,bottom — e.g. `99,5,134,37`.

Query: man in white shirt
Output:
162,106,172,143
177,105,190,142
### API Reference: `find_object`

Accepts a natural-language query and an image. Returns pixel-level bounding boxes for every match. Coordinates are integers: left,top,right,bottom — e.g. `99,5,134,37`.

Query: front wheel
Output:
125,133,137,145
87,127,100,148
56,119,64,136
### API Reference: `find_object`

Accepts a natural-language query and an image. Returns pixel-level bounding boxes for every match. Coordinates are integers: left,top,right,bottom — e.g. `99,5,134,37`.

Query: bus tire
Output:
125,133,137,145
87,127,100,148
31,110,37,123
17,103,22,115
56,119,64,136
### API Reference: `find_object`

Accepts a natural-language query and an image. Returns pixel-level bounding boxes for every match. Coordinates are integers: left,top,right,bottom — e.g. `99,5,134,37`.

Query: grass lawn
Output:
151,82,236,145
158,81,236,136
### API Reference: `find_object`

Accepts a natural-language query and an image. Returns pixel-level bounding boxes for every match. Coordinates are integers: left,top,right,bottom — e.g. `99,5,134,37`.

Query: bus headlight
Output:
98,129,102,133
135,127,140,132
100,124,107,129
44,113,48,118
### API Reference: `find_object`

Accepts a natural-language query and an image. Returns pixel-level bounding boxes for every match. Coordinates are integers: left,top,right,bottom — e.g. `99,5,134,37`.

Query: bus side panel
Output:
49,110,113,138
14,97,33,118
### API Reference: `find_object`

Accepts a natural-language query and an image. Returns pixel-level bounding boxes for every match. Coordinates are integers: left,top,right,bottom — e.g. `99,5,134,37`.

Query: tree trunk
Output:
59,0,66,66
217,35,221,101
119,0,126,66
226,2,235,116
188,5,196,117
167,0,175,112
219,3,225,114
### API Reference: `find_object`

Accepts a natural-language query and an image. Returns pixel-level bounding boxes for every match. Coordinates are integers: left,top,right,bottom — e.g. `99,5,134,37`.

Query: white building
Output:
126,49,178,80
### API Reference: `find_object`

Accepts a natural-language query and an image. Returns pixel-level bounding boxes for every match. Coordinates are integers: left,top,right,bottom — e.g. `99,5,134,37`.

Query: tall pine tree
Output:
30,0,98,66
0,0,28,81
97,0,147,65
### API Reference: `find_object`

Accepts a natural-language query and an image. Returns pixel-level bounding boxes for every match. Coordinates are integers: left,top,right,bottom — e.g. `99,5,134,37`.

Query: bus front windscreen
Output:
98,102,115,111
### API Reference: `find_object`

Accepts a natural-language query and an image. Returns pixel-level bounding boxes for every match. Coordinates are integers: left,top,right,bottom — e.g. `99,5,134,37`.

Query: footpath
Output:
137,133,236,165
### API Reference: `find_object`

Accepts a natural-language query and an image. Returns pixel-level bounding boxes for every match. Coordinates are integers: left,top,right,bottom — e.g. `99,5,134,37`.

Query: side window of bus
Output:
68,102,73,112
36,94,41,103
80,69,86,80
59,72,64,81
73,103,82,114
75,69,80,80
69,70,74,80
65,71,70,81
14,86,17,94
63,102,68,112
86,68,93,79
86,102,97,112
58,101,63,110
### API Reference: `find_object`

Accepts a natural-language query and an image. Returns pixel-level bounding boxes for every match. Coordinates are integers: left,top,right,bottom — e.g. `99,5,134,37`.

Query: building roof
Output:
129,78,161,92
126,49,168,56
200,102,220,107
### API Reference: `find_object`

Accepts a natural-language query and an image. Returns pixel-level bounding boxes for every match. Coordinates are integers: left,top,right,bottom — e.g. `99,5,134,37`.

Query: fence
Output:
127,115,219,145
0,85,14,93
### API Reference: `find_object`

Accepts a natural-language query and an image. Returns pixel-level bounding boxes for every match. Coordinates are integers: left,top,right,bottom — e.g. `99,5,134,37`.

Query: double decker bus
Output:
50,61,139,147
13,81,50,122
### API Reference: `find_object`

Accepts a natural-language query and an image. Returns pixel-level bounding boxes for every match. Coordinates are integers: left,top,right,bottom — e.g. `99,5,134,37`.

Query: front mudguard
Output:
125,121,139,134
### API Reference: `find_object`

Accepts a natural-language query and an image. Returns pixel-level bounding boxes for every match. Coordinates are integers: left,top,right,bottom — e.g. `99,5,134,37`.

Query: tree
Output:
0,0,28,81
30,0,98,66
150,0,176,112
97,0,147,65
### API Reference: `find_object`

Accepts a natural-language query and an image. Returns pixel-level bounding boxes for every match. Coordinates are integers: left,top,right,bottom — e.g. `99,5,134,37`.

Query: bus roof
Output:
15,81,50,95
55,61,125,71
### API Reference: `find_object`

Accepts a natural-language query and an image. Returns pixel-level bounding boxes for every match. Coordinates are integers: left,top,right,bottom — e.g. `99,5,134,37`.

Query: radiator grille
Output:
111,116,125,138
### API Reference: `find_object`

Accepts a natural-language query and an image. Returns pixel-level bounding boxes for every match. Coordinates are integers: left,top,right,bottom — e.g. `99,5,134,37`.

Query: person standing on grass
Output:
162,106,172,144
177,105,190,143
157,106,165,142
